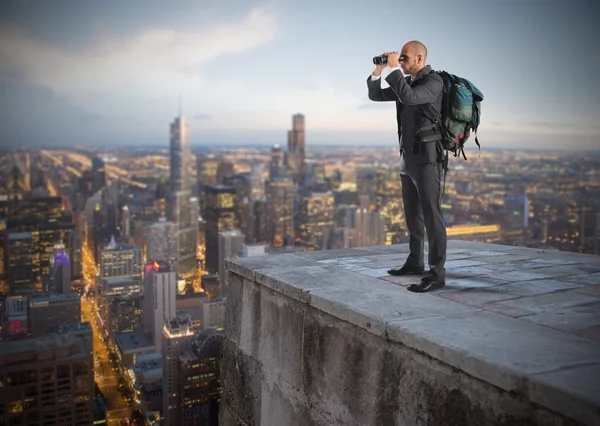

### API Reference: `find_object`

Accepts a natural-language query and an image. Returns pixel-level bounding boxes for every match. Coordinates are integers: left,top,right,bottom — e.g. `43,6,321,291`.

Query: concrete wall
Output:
220,270,581,426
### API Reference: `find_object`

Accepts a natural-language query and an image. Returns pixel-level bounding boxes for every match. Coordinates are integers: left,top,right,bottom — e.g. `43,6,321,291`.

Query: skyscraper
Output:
91,156,106,194
146,217,178,267
49,240,71,294
171,191,198,285
143,260,177,351
203,185,237,274
265,177,295,247
286,113,306,178
170,116,191,195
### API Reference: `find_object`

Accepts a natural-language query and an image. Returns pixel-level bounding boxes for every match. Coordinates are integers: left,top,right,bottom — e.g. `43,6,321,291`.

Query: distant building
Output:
203,185,237,274
143,260,177,351
169,116,192,195
49,240,71,294
200,298,226,330
162,312,197,426
28,292,81,336
146,217,178,268
178,328,224,426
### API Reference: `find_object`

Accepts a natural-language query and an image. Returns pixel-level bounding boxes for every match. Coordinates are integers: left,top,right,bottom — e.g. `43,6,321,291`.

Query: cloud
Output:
0,5,278,107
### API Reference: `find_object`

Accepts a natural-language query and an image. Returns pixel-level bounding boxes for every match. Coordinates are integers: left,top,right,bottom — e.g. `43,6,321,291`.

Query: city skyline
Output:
0,0,599,150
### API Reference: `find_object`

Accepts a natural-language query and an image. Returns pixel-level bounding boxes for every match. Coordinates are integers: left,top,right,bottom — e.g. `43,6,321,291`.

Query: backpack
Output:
427,71,484,162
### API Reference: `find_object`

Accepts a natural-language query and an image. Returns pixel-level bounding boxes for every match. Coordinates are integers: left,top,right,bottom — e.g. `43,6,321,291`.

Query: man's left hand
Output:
387,51,401,68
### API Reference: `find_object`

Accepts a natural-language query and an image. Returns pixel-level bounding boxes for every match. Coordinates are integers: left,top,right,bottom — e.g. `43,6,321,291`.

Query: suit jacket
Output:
366,65,443,170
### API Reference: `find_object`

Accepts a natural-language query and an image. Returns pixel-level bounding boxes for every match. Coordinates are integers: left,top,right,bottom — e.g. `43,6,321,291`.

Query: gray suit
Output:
366,65,447,280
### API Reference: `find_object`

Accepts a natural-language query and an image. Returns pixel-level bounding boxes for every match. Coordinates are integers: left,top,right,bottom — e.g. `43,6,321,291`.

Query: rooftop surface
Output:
228,240,600,425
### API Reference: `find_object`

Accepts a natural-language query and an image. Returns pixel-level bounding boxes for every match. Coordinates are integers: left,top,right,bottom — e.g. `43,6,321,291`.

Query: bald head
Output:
404,40,427,60
400,40,428,77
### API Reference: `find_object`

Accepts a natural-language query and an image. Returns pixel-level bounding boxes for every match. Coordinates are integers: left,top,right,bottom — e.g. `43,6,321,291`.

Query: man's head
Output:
400,40,428,76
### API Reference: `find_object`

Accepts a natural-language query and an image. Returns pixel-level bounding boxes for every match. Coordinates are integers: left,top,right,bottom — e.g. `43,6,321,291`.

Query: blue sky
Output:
0,0,599,150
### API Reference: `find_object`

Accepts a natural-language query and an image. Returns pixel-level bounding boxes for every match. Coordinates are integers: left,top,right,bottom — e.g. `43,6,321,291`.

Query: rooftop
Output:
223,240,600,425
114,330,154,353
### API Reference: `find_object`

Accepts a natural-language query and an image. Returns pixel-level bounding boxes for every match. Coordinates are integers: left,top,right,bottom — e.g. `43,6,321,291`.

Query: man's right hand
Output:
373,52,388,76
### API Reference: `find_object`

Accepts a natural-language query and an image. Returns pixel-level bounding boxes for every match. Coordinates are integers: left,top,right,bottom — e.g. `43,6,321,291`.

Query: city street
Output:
81,245,132,425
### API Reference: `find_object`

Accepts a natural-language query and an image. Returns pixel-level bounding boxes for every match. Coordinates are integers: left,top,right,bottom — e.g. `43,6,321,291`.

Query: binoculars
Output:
373,54,406,65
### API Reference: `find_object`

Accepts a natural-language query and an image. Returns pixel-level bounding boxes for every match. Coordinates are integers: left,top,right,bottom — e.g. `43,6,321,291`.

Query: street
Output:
81,244,133,425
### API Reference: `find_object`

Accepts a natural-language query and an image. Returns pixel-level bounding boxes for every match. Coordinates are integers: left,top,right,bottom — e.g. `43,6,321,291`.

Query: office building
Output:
49,241,71,294
28,292,81,336
146,217,178,267
298,191,335,248
162,312,197,426
169,116,191,195
178,328,224,426
0,330,94,426
203,185,237,274
265,177,295,247
143,260,177,351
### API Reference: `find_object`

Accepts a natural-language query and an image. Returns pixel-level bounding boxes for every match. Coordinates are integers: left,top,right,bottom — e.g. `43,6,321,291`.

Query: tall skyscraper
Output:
179,328,223,426
162,312,197,426
286,113,306,178
143,260,177,351
49,240,71,294
203,185,237,274
269,145,284,179
297,191,335,248
91,156,106,194
121,205,131,238
171,191,198,285
266,177,295,247
146,217,178,267
170,116,191,195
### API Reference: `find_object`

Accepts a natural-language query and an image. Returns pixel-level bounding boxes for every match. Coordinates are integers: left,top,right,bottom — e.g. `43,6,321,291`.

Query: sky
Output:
0,0,599,150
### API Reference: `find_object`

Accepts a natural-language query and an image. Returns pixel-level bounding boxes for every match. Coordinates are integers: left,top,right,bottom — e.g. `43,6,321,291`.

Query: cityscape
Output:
0,111,599,425
0,0,599,424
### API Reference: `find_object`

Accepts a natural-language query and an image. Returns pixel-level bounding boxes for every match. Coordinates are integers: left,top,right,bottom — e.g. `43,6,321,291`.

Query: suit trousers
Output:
401,162,447,281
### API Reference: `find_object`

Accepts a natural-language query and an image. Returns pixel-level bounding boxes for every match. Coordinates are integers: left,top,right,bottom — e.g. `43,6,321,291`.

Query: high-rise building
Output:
91,156,106,194
269,145,284,179
162,312,197,426
49,241,71,294
265,177,295,247
5,231,35,294
146,217,178,267
100,243,143,280
0,329,94,426
170,116,191,195
143,260,177,351
203,185,237,274
170,191,198,285
178,328,223,426
28,292,81,336
286,114,306,177
2,295,28,338
4,197,75,292
298,191,335,248
121,205,131,238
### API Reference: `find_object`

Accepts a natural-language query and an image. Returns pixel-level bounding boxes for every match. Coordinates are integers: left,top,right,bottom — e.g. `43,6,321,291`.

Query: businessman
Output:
366,40,447,293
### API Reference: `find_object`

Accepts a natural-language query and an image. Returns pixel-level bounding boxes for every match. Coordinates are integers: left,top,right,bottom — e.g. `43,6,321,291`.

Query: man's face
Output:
400,46,418,74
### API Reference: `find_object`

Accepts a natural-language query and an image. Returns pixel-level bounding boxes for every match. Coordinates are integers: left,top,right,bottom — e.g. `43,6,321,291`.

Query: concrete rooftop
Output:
226,240,600,425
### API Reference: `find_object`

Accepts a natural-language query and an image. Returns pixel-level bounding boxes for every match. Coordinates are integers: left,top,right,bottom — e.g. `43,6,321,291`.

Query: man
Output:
366,40,446,293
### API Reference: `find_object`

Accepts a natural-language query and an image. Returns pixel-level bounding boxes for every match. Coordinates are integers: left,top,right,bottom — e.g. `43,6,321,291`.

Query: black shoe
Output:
407,276,445,293
387,265,425,276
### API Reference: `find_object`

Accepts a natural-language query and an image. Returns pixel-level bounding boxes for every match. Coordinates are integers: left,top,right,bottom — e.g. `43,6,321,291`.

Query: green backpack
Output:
427,71,484,161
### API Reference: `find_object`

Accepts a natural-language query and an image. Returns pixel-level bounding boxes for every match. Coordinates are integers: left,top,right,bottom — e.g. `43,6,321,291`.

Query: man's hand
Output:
387,51,401,69
372,52,387,76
